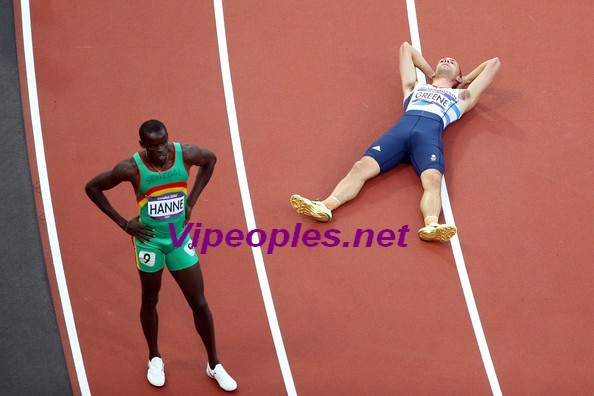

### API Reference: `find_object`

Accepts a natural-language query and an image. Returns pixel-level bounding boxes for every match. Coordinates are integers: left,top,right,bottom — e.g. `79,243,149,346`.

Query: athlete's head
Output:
139,119,168,141
139,119,169,164
435,57,463,88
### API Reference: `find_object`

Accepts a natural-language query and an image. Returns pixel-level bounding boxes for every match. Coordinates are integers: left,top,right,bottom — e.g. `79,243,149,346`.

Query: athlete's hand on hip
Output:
122,217,154,242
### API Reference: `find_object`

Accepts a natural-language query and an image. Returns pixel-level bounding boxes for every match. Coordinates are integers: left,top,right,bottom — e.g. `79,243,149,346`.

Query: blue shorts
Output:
363,110,445,176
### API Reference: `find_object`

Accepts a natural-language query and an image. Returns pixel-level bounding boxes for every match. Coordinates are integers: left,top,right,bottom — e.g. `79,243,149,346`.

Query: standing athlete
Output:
291,42,501,242
85,119,237,391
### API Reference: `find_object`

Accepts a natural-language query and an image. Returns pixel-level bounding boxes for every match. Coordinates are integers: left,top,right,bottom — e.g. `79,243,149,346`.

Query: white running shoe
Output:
147,357,165,387
206,363,237,391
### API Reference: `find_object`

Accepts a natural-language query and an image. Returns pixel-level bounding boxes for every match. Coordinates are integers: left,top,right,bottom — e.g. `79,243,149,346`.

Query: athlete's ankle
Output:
423,215,439,226
321,200,336,211
323,196,341,210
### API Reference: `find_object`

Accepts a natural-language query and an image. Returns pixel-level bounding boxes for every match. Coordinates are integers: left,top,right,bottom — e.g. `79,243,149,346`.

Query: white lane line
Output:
440,180,502,395
212,1,297,395
405,1,502,395
20,1,91,395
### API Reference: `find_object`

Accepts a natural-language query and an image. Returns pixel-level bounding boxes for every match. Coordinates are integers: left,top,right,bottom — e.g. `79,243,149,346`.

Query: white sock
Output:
329,196,341,205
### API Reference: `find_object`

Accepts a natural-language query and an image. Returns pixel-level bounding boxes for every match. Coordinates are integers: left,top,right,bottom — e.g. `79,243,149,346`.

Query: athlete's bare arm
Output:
458,57,501,113
400,41,435,101
85,158,155,242
181,144,217,224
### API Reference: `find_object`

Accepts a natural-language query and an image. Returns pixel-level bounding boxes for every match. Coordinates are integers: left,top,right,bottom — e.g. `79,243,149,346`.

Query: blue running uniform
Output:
364,84,462,175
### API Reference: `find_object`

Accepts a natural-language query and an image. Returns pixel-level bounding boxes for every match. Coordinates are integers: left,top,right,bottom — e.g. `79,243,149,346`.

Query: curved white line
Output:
20,1,91,395
212,1,297,395
405,1,502,394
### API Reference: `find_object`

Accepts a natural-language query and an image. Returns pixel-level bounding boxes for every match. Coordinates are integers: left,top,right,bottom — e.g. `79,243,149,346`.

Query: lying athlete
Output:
291,42,500,242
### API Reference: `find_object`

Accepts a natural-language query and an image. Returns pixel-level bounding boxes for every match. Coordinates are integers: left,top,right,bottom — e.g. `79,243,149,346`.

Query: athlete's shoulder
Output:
116,156,138,170
177,142,200,157
177,141,196,149
113,156,139,179
177,142,216,166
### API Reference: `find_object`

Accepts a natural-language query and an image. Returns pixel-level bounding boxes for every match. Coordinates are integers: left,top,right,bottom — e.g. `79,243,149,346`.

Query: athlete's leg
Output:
138,269,164,360
322,156,380,210
409,118,456,242
417,168,457,242
291,116,410,221
169,264,219,368
290,156,380,222
419,168,443,225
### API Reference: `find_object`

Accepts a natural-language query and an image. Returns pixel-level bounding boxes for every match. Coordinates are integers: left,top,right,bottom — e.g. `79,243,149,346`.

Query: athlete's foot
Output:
147,357,165,387
418,223,457,242
290,194,332,222
206,363,237,391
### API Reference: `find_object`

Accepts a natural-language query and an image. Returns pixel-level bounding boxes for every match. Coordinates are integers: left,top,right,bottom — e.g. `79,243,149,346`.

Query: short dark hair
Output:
139,119,167,140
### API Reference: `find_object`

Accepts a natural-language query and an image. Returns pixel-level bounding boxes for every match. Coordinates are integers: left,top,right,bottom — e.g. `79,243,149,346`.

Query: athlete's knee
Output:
420,169,442,190
188,294,210,313
349,157,380,180
141,291,160,308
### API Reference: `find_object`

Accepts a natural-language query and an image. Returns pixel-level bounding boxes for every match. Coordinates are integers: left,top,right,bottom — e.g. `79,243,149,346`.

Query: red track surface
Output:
16,1,594,395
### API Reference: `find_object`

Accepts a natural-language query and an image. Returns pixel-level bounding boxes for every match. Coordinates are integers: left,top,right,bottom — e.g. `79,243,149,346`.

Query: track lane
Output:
417,0,594,393
25,1,285,394
221,1,492,393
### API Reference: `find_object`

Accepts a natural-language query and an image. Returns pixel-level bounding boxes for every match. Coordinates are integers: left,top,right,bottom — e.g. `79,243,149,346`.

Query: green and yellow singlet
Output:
132,142,188,238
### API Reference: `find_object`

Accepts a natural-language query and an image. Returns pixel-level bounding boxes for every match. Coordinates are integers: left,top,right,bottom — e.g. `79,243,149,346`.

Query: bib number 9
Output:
138,251,156,267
